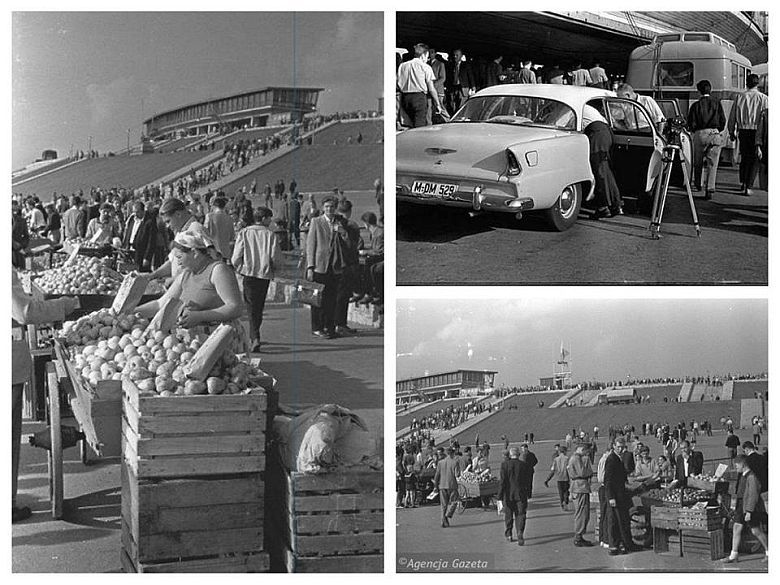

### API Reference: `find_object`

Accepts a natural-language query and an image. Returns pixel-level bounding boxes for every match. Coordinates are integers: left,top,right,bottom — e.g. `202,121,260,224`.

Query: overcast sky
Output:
397,299,768,387
11,11,383,168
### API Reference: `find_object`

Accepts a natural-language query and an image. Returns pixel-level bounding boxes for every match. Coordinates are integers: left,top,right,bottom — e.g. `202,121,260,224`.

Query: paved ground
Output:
396,431,768,573
397,167,767,285
12,302,382,572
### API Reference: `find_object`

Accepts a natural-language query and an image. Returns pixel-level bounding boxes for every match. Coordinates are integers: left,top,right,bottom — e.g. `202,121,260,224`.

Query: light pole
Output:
88,136,93,157
127,129,131,154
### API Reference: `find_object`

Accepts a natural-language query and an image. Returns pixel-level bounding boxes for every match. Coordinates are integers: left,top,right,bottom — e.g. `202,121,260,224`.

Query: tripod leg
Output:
655,157,674,235
649,172,664,234
680,156,701,237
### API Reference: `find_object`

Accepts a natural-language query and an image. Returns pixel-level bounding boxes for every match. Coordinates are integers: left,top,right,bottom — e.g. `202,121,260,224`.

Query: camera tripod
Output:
648,144,701,239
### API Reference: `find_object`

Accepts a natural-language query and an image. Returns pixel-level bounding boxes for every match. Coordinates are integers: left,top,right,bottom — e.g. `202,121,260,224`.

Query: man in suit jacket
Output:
306,195,349,339
499,446,533,545
603,437,635,555
433,447,462,528
671,440,704,488
446,49,476,115
123,201,157,271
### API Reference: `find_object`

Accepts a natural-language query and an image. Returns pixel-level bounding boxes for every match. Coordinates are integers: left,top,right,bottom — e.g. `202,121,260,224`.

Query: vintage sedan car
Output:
396,84,671,231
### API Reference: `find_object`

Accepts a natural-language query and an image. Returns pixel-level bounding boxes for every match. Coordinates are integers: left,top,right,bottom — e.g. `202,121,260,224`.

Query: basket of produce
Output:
458,472,499,498
642,487,711,508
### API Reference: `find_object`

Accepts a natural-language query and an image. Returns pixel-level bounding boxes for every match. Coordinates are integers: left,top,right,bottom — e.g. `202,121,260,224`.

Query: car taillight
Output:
506,149,521,176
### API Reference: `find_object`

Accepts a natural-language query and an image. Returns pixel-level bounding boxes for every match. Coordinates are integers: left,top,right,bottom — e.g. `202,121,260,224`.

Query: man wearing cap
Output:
567,443,595,547
397,43,444,128
85,203,121,245
147,197,208,281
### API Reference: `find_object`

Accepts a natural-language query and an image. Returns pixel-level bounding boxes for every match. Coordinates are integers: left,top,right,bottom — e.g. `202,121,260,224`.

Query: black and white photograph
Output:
396,298,768,572
395,11,768,285
10,11,384,573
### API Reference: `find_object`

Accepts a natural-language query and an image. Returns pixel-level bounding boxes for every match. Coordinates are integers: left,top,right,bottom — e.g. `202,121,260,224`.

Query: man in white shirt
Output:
728,73,769,195
589,62,609,89
616,84,666,134
571,63,593,87
397,43,444,128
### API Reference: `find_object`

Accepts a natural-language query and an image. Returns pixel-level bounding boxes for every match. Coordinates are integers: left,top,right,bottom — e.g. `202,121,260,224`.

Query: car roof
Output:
474,84,616,110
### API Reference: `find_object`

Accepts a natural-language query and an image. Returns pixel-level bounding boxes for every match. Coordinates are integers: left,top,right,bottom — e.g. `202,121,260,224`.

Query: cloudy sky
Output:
11,12,383,168
397,299,768,387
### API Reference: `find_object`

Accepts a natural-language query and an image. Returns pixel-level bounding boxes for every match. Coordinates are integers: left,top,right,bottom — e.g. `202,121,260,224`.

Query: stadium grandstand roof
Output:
143,86,324,125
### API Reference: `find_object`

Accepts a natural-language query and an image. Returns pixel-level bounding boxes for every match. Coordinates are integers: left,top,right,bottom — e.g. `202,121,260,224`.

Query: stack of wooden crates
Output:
268,452,384,572
120,379,274,572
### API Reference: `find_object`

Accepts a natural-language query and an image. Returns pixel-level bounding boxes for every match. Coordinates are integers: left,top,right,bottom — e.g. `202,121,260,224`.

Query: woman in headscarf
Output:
136,230,247,351
582,104,622,219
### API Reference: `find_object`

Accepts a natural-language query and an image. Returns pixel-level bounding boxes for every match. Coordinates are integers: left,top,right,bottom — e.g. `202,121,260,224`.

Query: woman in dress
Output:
136,231,246,351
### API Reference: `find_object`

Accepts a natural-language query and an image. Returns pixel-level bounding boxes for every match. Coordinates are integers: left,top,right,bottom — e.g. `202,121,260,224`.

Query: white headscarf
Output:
174,228,215,251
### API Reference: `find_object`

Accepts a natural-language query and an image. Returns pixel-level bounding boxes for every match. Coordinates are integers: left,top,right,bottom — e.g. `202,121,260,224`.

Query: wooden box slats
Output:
268,461,384,572
122,378,267,479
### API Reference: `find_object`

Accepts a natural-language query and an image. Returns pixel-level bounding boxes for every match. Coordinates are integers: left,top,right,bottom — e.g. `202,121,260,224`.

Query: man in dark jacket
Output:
499,446,533,545
603,437,635,555
445,49,476,115
741,441,767,493
687,79,726,199
671,440,704,488
725,429,741,462
123,201,157,271
519,442,539,498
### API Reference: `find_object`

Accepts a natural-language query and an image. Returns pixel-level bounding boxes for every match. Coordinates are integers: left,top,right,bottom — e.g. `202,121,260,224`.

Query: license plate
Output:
411,180,458,198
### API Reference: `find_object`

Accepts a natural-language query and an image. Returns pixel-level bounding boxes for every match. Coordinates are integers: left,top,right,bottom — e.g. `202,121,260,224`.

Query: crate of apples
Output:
34,256,121,296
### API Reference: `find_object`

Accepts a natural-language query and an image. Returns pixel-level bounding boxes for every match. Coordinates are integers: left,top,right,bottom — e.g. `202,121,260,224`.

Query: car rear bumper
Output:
396,181,535,213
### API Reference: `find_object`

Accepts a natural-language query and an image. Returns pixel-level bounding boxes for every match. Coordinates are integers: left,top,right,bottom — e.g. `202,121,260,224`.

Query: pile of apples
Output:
65,309,271,397
64,237,110,250
34,257,122,295
460,471,496,484
645,487,710,505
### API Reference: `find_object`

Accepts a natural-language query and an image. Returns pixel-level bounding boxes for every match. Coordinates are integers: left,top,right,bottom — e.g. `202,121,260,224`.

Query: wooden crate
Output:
651,505,679,530
677,506,723,531
121,463,266,567
122,379,267,479
269,464,384,572
672,529,726,561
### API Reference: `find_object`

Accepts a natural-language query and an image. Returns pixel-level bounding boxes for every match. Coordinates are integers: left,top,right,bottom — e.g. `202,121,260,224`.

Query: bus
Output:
626,31,753,164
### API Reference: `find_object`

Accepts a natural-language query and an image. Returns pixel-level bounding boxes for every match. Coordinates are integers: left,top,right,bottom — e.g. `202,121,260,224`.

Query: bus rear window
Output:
731,63,747,89
683,33,710,42
658,62,694,86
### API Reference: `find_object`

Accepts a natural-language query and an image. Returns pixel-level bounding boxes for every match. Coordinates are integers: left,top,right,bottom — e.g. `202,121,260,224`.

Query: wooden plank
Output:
137,526,264,562
289,470,383,494
128,550,270,573
293,533,384,557
136,392,267,415
135,434,265,457
46,362,64,519
292,493,385,514
294,512,384,535
137,475,264,508
135,454,266,479
138,412,265,435
140,502,264,534
285,549,383,573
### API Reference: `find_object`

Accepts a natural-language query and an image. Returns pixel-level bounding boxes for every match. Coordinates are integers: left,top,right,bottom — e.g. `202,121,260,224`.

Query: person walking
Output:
725,429,741,464
204,195,236,260
755,106,768,191
517,60,537,84
544,445,570,510
519,442,539,498
567,443,595,547
397,43,444,128
570,62,593,87
498,446,533,544
687,80,726,200
231,206,282,353
728,73,768,196
589,62,609,89
433,447,462,528
723,455,768,564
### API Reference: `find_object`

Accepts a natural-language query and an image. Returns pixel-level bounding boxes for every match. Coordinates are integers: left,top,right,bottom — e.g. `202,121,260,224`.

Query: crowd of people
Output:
12,176,385,340
398,423,769,563
407,399,494,432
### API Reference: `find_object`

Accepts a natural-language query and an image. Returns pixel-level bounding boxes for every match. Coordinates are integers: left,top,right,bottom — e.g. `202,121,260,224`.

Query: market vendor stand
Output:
456,476,499,512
